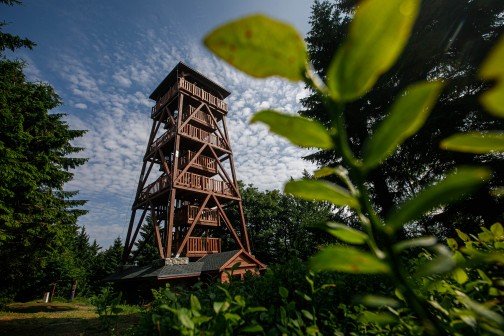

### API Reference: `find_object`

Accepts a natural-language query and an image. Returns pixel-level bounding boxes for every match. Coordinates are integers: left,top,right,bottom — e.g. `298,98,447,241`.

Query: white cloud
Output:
53,23,316,248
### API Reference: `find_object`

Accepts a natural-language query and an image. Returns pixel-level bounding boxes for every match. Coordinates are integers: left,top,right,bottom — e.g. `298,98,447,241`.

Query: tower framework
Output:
121,62,264,282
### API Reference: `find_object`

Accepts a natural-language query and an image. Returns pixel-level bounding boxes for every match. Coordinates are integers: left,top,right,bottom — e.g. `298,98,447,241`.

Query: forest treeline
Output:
1,0,504,334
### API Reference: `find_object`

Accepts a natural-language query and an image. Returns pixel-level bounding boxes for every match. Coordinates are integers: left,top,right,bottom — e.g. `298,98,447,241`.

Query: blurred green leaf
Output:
441,132,504,153
178,309,195,329
447,238,458,250
285,179,360,209
393,236,437,253
310,246,389,274
314,166,338,178
327,0,420,101
204,15,307,82
279,286,289,299
241,324,264,333
480,36,504,117
416,253,456,277
250,110,334,149
490,222,503,237
456,229,470,242
322,222,368,244
358,294,401,308
452,268,469,285
190,295,201,313
363,82,443,169
358,311,397,325
387,167,491,231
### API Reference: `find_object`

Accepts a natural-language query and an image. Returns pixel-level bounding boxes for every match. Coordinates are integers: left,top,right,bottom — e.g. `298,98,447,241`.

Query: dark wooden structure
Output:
121,62,264,281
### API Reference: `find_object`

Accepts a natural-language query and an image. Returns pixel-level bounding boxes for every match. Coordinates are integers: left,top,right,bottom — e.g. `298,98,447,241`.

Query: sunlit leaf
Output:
387,167,491,231
441,132,504,153
190,295,201,313
363,82,443,169
456,229,469,242
322,222,368,245
447,238,458,250
314,166,338,178
452,268,469,285
310,246,389,274
285,179,360,209
250,110,334,149
327,0,420,101
204,15,307,82
490,222,503,238
480,36,504,117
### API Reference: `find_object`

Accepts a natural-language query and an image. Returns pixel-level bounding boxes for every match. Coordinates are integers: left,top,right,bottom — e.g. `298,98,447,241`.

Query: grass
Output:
0,300,140,336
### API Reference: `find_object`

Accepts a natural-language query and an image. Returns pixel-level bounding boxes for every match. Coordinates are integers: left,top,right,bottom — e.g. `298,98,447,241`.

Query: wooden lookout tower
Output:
119,62,264,283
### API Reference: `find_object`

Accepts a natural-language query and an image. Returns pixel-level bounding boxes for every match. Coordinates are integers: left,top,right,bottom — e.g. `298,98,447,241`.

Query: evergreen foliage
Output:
300,0,504,238
0,0,88,300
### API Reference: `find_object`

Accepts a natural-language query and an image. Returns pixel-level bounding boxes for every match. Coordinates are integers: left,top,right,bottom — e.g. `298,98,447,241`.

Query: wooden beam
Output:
150,202,165,259
175,194,211,257
158,148,171,176
178,102,204,132
209,146,239,196
165,188,177,257
213,195,245,251
238,201,251,252
207,106,230,150
174,143,207,184
125,207,148,260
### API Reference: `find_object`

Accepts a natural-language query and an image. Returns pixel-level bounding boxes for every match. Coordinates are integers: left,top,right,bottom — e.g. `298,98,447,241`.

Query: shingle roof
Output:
106,250,242,282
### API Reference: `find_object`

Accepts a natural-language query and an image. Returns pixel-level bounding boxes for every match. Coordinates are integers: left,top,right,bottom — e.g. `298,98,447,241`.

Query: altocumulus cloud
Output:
47,23,316,248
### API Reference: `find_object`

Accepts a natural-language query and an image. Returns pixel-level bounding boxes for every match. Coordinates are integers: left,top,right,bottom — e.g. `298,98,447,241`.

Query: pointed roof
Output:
149,62,231,101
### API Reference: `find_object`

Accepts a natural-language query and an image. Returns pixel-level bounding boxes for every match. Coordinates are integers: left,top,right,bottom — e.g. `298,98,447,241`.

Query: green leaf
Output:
322,222,368,245
387,167,491,231
447,238,458,250
241,325,264,333
250,110,334,149
358,294,401,308
358,311,397,325
393,236,437,253
490,222,504,238
285,179,359,209
314,166,338,178
441,132,504,153
310,246,389,274
416,253,456,277
452,268,469,285
327,0,420,101
204,14,307,82
190,295,201,312
480,36,504,117
363,82,443,169
279,286,289,299
178,309,195,330
301,309,314,320
456,229,470,242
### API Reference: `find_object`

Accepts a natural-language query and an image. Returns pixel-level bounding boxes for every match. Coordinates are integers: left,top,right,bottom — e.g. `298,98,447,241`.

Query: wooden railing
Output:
186,237,221,256
139,175,171,201
179,150,217,174
179,78,228,112
188,205,219,225
182,105,216,129
177,170,235,196
150,127,176,152
152,83,178,117
180,123,227,150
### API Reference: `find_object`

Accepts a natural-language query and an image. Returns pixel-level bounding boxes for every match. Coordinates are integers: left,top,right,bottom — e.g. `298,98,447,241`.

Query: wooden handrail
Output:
150,126,176,152
177,170,235,196
182,105,216,129
152,83,178,117
179,123,227,150
186,237,221,254
139,175,171,201
179,78,228,112
179,150,217,174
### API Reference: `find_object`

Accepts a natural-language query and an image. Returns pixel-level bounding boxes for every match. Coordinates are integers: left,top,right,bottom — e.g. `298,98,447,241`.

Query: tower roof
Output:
149,62,231,101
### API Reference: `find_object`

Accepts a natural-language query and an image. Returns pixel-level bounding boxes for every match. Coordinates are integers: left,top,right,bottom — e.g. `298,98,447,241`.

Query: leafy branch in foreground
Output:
204,0,504,334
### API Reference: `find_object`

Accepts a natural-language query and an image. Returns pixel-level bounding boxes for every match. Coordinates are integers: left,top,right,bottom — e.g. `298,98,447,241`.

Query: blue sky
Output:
4,0,318,248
